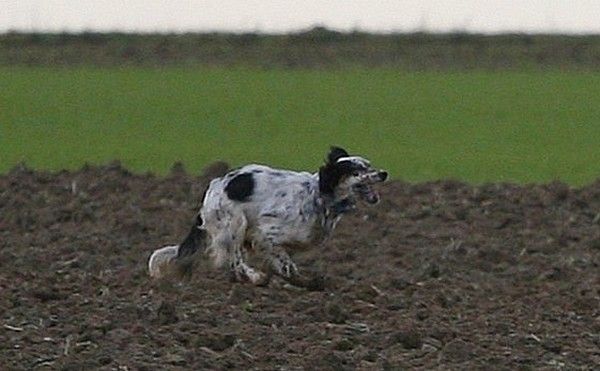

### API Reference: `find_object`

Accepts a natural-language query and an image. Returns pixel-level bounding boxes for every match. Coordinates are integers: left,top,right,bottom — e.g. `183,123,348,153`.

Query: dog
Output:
148,146,387,288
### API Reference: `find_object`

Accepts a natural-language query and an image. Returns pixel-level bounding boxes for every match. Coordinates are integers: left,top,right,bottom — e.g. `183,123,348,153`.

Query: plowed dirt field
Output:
1,163,598,370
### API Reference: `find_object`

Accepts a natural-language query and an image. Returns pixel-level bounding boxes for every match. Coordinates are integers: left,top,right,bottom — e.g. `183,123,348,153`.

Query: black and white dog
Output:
148,147,387,287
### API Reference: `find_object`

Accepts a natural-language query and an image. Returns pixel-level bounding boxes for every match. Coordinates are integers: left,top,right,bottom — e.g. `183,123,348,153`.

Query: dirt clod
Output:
390,327,423,349
195,333,236,352
324,301,349,324
334,338,355,351
157,301,179,325
442,339,475,362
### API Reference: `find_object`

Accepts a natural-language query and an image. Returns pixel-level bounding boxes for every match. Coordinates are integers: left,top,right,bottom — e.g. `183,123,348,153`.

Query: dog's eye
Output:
352,171,360,176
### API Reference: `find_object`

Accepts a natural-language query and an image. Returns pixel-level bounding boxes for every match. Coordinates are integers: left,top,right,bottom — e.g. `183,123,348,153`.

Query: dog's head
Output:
319,146,388,205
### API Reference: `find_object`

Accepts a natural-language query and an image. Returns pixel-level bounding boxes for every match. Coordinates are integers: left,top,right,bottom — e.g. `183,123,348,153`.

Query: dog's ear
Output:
327,146,349,164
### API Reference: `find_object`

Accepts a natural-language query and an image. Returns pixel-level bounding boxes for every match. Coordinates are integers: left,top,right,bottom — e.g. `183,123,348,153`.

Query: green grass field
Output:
2,67,600,184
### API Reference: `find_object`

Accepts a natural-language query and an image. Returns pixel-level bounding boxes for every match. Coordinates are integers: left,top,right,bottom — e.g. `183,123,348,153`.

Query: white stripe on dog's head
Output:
336,156,371,169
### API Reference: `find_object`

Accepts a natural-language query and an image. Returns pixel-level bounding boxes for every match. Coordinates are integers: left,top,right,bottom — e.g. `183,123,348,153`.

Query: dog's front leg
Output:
257,241,324,291
229,245,270,286
268,245,299,279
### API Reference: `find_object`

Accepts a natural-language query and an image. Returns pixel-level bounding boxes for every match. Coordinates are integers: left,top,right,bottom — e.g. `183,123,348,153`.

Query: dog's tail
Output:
148,215,207,278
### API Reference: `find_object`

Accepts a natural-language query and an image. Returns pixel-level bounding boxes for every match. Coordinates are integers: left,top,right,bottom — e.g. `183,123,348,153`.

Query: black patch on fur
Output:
225,173,254,202
319,146,355,195
319,159,358,196
328,146,349,164
332,198,355,215
180,183,211,259
176,217,207,258
252,169,263,173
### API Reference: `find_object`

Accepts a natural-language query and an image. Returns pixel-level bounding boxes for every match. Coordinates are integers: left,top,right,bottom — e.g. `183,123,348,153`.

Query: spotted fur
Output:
148,147,387,287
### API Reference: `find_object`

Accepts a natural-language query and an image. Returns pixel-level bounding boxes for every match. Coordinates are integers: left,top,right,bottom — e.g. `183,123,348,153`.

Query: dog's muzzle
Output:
355,170,387,204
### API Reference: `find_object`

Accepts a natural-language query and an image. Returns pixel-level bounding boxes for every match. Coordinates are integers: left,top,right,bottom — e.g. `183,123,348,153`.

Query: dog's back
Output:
202,165,321,244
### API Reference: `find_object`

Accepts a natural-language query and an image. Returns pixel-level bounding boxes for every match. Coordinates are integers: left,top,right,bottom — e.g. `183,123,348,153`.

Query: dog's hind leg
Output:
209,211,268,285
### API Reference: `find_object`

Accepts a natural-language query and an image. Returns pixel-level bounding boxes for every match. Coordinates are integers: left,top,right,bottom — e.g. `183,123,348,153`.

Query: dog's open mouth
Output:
354,184,380,204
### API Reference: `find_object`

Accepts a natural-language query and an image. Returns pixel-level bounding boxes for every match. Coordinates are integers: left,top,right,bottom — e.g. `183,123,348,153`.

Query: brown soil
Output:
1,163,599,370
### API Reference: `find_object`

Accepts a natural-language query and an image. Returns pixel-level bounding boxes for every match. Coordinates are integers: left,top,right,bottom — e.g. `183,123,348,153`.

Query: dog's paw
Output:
249,271,272,287
228,270,249,283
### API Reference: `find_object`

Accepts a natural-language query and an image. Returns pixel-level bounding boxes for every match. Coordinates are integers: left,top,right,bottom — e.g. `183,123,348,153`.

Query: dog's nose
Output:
379,171,388,181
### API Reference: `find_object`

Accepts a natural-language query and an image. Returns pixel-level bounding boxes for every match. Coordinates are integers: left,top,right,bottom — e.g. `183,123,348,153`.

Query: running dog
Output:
148,147,387,288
